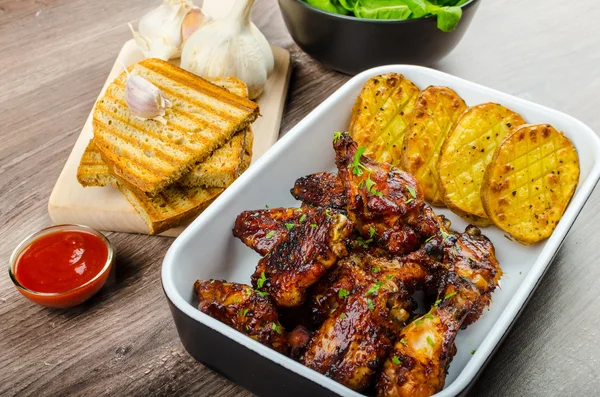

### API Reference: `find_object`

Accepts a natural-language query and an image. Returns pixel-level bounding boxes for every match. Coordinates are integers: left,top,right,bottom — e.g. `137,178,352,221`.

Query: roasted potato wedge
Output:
437,103,526,225
348,73,420,166
481,124,579,244
401,86,467,206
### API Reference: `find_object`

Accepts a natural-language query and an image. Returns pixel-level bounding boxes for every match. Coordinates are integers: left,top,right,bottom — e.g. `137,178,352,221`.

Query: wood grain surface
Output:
1,1,599,396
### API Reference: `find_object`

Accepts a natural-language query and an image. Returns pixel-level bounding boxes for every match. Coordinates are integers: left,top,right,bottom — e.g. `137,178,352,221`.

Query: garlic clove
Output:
130,0,207,61
124,74,172,123
181,9,206,43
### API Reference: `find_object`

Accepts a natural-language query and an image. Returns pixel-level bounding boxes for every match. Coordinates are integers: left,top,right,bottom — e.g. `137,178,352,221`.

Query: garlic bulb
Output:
129,0,208,61
181,0,274,99
124,74,172,124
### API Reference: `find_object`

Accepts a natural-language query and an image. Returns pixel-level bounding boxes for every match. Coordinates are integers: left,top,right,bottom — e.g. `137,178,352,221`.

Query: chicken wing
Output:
376,226,501,397
233,207,306,256
377,273,478,397
291,172,347,209
309,251,429,326
301,259,403,391
195,280,289,354
334,133,441,255
251,208,354,307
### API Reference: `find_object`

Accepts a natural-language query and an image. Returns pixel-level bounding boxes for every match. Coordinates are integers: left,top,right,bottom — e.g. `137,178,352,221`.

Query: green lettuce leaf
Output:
306,0,350,15
354,0,411,20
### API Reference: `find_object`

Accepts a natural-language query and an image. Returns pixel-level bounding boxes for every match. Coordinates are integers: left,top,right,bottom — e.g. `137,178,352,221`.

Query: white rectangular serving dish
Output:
162,65,600,397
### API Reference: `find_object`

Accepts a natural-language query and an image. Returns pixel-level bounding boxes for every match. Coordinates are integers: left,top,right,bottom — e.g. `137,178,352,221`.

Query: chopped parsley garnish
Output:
356,237,371,249
338,288,350,298
365,281,384,296
232,298,241,303
444,292,457,300
265,204,269,209
325,208,333,218
256,272,267,289
285,223,294,230
406,185,417,199
349,146,370,176
369,226,377,239
440,229,450,240
271,322,282,334
255,290,269,297
365,175,383,196
367,299,375,310
294,208,303,213
339,312,346,319
372,267,381,273
310,224,318,228
426,336,435,347
333,131,343,144
239,308,249,317
386,274,393,280
424,313,434,320
416,319,424,326
210,279,216,284
400,338,407,346
471,349,477,355
425,235,435,243
405,198,414,204
299,214,307,223
434,299,442,307
265,231,276,239
392,356,401,365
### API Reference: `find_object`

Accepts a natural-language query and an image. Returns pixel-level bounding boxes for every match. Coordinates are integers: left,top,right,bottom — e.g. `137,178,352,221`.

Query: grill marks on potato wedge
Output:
401,86,467,206
438,103,526,225
348,73,420,166
481,124,579,244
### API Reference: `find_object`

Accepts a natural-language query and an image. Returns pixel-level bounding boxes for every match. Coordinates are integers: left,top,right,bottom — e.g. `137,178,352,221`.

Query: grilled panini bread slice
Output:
180,77,253,187
180,127,254,187
78,139,222,234
93,58,259,197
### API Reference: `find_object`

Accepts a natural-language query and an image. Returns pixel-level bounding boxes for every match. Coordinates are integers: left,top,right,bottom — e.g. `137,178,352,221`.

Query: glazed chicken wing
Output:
291,172,347,209
334,133,441,255
195,280,289,354
377,225,501,397
251,208,354,307
309,252,429,326
377,273,479,397
301,258,404,391
233,207,306,256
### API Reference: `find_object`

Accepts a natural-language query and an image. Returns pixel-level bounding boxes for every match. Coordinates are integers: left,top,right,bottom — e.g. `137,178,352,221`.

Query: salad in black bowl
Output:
279,0,480,74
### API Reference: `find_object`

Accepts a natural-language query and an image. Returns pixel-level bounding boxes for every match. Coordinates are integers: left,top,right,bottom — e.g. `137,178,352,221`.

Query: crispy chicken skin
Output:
251,208,354,307
334,133,440,255
443,225,502,327
309,252,429,326
377,274,478,397
291,172,347,209
301,259,402,391
194,280,289,354
377,226,500,397
233,207,305,256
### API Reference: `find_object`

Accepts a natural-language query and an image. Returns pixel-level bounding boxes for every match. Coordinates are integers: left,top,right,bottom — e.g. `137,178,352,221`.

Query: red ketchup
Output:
14,230,110,305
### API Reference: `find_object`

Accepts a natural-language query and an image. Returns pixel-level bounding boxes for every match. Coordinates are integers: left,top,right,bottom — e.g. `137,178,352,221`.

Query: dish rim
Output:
162,64,600,397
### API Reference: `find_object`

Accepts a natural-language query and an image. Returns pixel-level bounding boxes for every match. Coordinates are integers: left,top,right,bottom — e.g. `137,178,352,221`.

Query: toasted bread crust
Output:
93,58,259,196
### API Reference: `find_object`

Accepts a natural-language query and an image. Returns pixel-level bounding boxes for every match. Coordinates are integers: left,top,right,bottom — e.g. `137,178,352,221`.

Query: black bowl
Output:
278,0,481,75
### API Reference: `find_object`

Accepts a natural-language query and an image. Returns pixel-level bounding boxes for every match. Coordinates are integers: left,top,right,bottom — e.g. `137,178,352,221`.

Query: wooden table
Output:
1,0,599,395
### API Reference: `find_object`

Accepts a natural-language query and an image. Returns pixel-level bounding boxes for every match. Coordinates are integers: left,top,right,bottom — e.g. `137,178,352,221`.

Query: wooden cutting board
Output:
48,22,291,237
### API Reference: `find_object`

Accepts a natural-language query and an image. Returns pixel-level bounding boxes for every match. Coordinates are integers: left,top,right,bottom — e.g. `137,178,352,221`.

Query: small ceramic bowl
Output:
8,224,114,309
278,0,481,75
